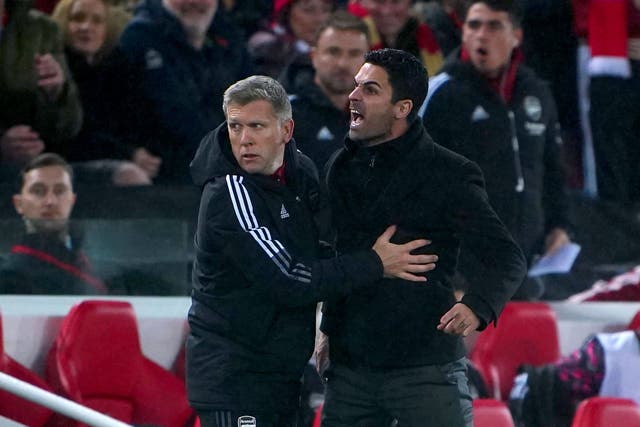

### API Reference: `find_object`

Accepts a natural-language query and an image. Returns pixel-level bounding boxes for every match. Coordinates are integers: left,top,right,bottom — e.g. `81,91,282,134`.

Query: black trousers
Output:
197,410,297,427
321,358,473,427
590,61,640,205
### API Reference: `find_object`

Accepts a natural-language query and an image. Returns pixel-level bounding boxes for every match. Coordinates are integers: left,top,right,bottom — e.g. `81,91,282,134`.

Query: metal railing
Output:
0,371,132,427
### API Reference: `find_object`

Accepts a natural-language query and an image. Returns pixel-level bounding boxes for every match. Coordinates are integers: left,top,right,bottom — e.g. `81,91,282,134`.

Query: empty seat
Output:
469,302,561,400
0,311,53,426
473,398,515,427
46,300,194,427
571,397,640,427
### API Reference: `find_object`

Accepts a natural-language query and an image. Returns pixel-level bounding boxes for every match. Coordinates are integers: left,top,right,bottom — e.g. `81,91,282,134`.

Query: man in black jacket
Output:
0,153,105,294
119,0,251,183
289,10,370,174
317,48,526,427
186,75,437,427
421,0,571,299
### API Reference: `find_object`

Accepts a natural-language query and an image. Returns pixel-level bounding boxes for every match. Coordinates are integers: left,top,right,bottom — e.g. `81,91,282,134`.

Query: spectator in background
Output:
289,10,369,174
413,0,464,57
119,0,251,183
422,0,571,299
249,0,334,89
0,0,82,179
0,153,106,295
580,0,640,206
52,0,152,185
509,328,640,427
348,0,443,74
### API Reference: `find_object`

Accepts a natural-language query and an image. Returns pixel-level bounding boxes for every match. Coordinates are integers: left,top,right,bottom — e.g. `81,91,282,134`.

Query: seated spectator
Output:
289,10,369,174
119,0,250,183
52,0,152,185
509,328,640,427
248,0,334,88
348,0,443,74
0,153,106,295
0,0,82,176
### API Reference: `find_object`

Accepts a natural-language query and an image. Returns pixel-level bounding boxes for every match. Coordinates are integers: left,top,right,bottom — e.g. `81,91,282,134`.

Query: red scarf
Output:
11,245,106,292
460,45,523,103
270,162,286,184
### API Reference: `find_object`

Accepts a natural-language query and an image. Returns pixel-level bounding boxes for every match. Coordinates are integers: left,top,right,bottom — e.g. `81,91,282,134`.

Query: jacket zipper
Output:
508,111,525,192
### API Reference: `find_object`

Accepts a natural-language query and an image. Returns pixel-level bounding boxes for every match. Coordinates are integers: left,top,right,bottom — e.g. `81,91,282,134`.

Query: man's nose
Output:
240,129,253,145
348,85,361,101
43,191,57,205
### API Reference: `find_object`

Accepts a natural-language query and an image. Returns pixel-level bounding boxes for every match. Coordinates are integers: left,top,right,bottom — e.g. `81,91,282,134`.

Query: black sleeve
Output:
448,160,527,327
199,175,383,308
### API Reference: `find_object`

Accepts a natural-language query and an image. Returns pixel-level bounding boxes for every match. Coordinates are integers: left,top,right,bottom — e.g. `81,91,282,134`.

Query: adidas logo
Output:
280,204,290,219
471,105,490,122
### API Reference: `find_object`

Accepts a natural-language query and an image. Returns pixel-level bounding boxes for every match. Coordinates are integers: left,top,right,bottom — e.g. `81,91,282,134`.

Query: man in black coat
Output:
422,0,572,299
0,153,105,294
317,48,526,427
289,10,370,175
186,75,437,427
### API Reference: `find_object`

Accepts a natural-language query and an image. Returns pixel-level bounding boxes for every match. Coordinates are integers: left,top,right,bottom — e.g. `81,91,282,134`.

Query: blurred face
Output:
361,0,411,43
289,0,332,45
462,2,522,78
13,166,76,233
67,0,108,60
163,0,217,39
312,27,369,96
227,100,293,175
348,63,399,145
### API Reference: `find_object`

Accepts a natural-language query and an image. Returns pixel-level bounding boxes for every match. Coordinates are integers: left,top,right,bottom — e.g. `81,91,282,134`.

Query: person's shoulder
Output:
25,8,59,33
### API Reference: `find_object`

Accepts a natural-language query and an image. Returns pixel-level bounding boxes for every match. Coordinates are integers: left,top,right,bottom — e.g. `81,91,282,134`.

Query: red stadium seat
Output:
473,399,515,427
469,302,561,400
46,300,195,427
0,312,54,426
571,397,640,427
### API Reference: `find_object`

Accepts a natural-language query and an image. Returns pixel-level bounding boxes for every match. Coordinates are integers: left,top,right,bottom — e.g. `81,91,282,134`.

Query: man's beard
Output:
24,217,69,235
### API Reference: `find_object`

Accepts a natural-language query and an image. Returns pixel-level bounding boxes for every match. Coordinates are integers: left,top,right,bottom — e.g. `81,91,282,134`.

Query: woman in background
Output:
53,0,157,185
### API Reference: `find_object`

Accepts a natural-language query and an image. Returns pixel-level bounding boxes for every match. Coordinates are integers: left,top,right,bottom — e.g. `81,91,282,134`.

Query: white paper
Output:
527,242,581,277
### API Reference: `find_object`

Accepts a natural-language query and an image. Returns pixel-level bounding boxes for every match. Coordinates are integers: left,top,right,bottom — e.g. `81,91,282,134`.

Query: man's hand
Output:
1,125,45,164
314,331,330,378
132,147,162,179
544,227,570,256
34,54,65,101
373,225,437,282
437,303,479,337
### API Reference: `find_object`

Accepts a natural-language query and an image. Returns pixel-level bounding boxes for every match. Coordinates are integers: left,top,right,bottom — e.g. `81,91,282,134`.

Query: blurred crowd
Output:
0,0,639,297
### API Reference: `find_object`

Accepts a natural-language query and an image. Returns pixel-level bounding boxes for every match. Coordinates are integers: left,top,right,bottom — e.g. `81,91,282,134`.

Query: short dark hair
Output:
464,0,522,27
18,153,74,191
363,49,428,120
313,9,370,46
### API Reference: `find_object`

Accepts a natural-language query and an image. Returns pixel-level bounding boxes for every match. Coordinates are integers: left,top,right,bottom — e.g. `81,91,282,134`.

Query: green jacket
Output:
0,0,82,157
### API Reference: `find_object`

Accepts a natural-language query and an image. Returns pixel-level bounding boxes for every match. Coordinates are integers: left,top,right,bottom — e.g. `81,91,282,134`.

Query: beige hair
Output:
52,0,131,61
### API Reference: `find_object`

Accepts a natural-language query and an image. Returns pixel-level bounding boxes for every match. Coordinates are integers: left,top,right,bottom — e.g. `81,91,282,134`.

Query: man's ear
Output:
513,28,523,48
12,194,23,216
394,99,413,119
282,118,295,144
